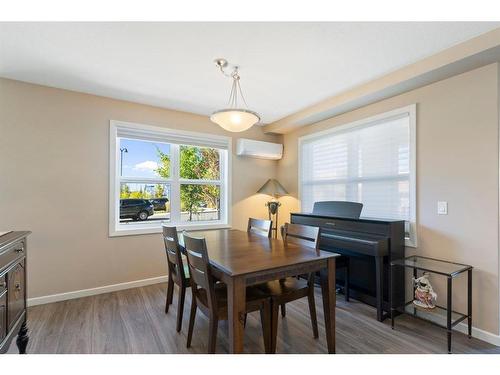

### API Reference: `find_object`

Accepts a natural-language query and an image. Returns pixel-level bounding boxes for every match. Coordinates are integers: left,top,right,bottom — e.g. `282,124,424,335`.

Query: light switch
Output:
437,201,448,215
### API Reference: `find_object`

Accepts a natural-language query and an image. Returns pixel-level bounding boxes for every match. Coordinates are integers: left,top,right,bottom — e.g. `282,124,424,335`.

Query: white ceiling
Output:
1,22,499,124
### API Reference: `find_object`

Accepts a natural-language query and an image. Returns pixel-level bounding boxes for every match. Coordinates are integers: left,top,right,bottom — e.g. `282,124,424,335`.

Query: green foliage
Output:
155,146,171,179
180,184,204,221
178,146,202,220
120,184,151,199
154,184,165,198
121,184,162,200
197,148,220,214
120,184,131,199
129,190,150,199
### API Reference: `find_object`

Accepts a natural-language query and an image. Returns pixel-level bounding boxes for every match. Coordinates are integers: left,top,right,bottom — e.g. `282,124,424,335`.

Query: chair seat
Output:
196,283,269,315
257,277,309,297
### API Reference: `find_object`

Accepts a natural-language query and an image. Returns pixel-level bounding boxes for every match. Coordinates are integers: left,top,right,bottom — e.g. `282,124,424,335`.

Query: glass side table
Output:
390,255,473,353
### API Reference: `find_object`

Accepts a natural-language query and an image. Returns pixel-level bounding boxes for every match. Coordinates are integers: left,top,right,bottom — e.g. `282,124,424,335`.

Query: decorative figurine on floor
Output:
413,272,437,309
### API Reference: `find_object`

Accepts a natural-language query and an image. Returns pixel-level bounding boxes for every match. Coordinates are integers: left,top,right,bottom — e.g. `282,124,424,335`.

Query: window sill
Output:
109,222,232,237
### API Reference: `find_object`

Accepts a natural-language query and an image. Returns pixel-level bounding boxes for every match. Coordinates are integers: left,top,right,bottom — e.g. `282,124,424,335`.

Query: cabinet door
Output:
7,261,25,330
0,292,6,342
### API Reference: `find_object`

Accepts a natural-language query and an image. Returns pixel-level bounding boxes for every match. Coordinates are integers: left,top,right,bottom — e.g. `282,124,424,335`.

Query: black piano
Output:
290,201,405,321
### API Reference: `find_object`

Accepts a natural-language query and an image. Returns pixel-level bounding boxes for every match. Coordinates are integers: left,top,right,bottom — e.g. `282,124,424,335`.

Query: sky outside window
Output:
120,138,170,178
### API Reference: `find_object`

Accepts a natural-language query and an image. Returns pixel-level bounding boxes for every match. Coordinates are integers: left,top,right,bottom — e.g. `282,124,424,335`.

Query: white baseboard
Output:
401,308,500,347
454,321,500,347
27,275,168,307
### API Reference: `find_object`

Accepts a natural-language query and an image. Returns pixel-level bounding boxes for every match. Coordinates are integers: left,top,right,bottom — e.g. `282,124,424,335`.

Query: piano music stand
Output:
312,201,363,218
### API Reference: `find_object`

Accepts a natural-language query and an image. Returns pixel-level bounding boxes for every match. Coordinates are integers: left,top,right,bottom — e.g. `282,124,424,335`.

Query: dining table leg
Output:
321,258,336,354
227,276,246,353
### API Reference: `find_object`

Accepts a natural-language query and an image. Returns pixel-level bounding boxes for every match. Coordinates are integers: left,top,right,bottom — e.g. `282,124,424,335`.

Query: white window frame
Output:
109,120,232,237
298,104,417,247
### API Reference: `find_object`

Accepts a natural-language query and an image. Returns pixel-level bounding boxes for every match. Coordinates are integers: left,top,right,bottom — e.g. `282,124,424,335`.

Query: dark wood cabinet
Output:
7,261,25,331
0,292,6,342
0,231,30,354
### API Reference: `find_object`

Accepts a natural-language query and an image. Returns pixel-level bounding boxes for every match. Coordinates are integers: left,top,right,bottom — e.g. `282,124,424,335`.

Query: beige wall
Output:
277,63,500,335
1,63,499,337
0,78,280,299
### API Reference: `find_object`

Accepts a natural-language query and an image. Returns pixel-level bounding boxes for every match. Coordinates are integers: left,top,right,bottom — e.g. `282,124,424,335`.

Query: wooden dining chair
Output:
281,224,350,303
247,218,272,237
257,222,320,352
183,232,272,354
162,225,191,332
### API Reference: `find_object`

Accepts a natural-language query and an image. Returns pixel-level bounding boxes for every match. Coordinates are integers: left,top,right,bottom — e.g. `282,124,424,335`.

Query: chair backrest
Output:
283,222,320,251
162,226,187,284
247,218,272,238
312,201,363,219
183,232,217,310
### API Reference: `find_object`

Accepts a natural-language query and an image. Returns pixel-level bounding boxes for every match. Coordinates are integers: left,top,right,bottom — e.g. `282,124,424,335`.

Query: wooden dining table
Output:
178,228,340,354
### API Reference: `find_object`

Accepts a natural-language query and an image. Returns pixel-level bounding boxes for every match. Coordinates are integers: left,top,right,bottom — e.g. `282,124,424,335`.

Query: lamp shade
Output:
257,179,288,197
210,109,260,132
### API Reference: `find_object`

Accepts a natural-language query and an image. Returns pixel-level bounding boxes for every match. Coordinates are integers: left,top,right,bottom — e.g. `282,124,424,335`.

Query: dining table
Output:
178,228,340,354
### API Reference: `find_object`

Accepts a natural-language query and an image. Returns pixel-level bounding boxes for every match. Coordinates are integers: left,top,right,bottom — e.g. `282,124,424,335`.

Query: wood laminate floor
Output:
7,282,500,354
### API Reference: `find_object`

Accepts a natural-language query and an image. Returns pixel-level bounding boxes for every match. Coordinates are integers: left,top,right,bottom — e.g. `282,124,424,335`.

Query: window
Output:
299,105,416,247
109,121,231,236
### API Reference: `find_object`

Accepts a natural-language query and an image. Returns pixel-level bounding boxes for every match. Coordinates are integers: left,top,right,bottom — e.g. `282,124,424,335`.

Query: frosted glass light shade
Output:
210,109,260,132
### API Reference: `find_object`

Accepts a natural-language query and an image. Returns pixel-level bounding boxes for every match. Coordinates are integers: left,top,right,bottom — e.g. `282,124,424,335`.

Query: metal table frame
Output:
390,255,473,353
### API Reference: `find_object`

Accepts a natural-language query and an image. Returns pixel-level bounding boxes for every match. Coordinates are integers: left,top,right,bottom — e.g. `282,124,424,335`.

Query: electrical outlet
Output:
437,201,448,215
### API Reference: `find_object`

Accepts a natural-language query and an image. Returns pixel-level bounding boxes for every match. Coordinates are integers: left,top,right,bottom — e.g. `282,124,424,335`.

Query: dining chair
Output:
280,224,350,303
247,217,272,237
183,232,272,354
162,225,191,332
258,222,320,352
242,217,273,328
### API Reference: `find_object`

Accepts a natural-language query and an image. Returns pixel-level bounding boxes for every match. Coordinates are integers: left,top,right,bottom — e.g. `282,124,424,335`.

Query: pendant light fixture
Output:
210,58,260,132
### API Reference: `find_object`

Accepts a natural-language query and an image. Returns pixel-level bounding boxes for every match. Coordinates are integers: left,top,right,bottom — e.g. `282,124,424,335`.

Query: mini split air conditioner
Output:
236,138,283,160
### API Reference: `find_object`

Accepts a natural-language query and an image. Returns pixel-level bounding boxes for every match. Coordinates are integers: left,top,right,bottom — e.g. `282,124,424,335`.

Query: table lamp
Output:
257,179,288,238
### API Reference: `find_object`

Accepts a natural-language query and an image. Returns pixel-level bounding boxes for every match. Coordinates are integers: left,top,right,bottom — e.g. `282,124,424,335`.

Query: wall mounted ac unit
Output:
236,138,283,160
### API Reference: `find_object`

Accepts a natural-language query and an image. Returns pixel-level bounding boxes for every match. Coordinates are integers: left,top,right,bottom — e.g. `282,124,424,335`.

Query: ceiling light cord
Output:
225,66,249,109
236,78,249,109
227,76,237,107
225,66,248,109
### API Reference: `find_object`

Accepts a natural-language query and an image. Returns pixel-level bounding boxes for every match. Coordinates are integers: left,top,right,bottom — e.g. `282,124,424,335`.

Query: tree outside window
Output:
156,145,220,221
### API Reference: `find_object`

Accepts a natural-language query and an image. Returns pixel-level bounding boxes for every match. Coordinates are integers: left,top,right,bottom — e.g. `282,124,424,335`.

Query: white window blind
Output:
299,106,416,246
